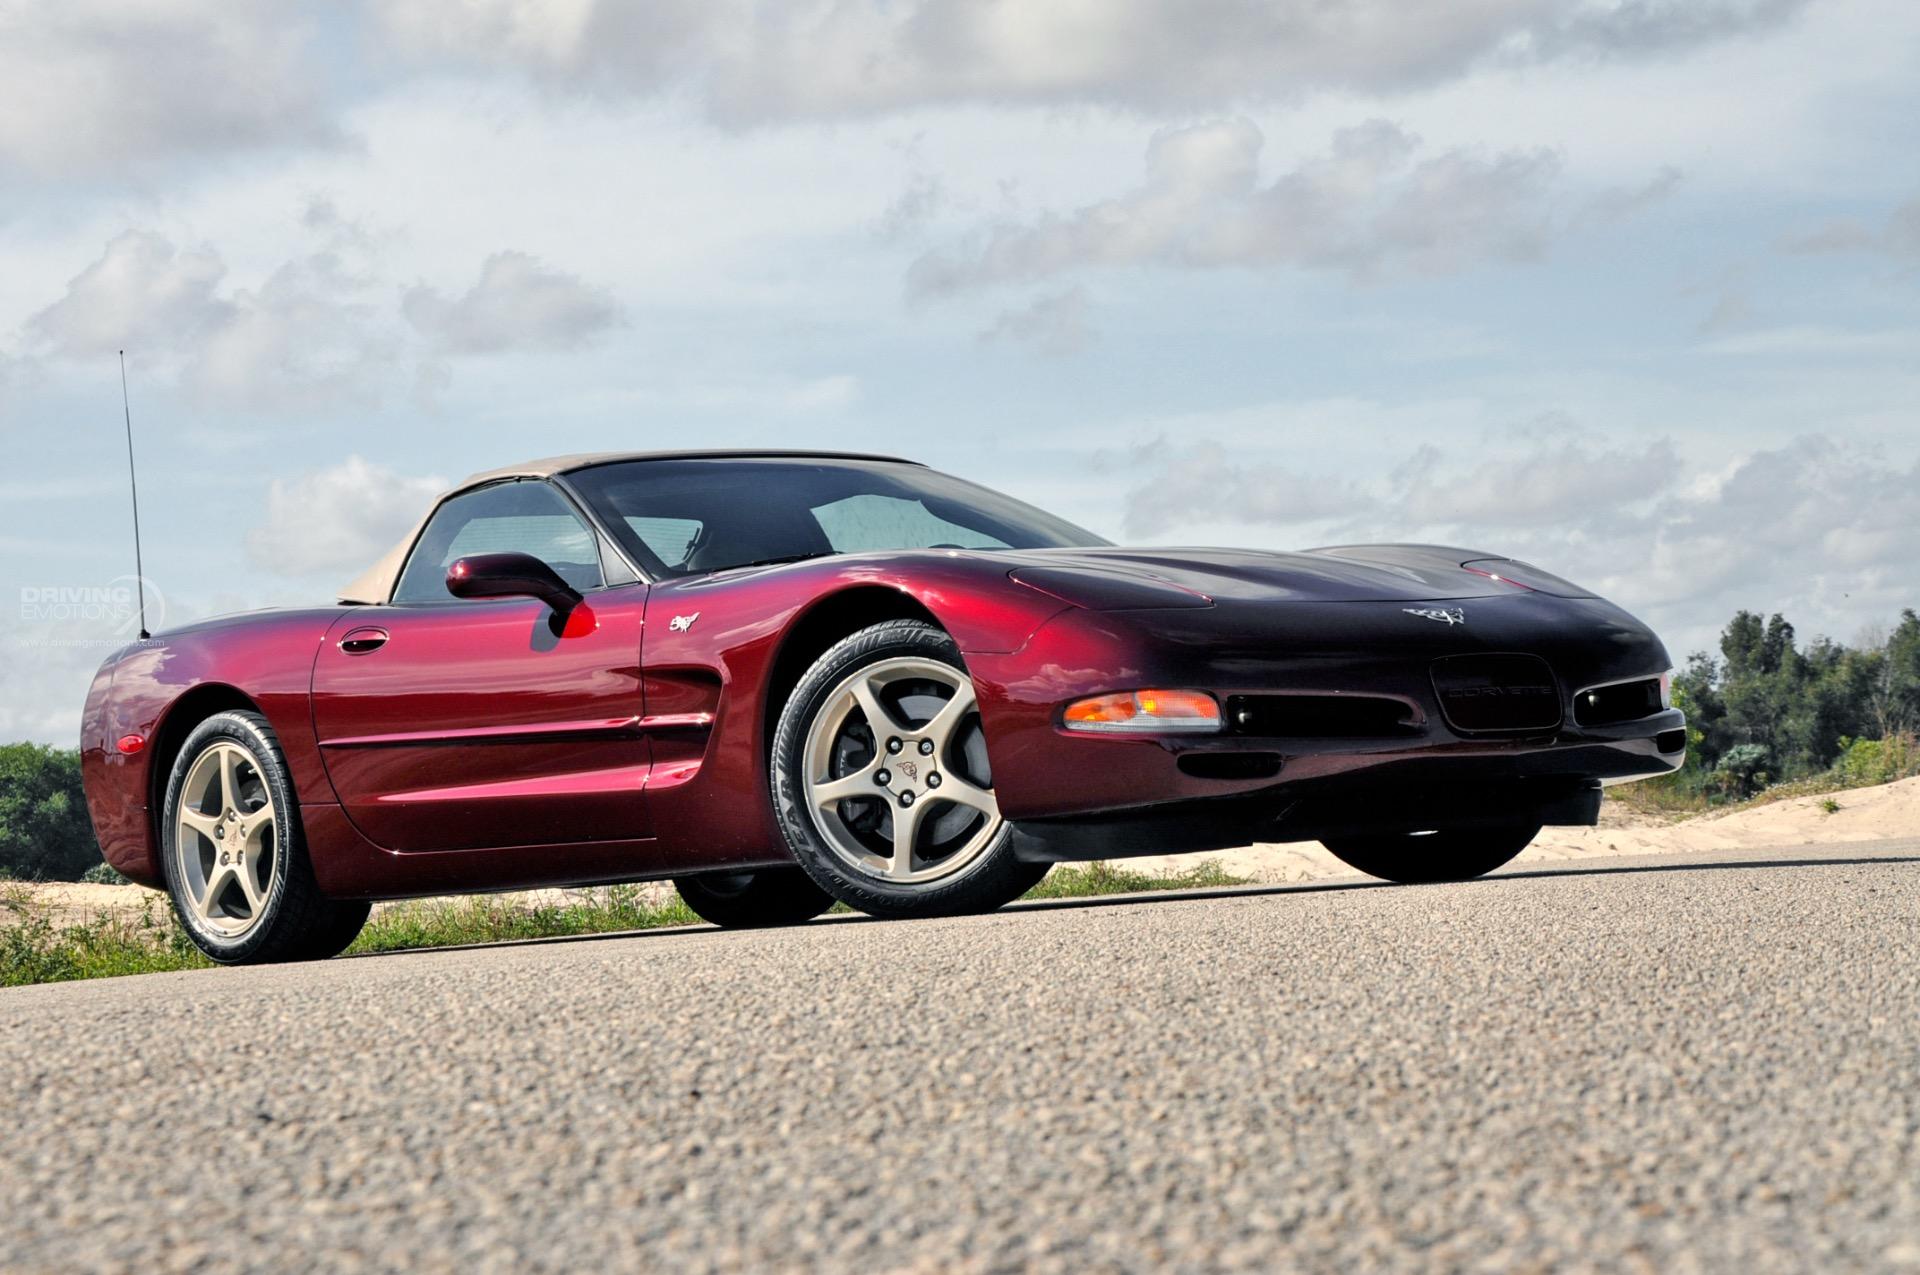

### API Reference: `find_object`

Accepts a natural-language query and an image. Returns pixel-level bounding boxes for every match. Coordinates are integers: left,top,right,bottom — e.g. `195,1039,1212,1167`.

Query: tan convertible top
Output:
336,450,917,604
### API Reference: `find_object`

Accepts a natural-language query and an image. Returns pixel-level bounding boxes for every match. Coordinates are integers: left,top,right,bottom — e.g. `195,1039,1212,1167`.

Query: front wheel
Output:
160,711,371,964
770,620,1049,919
1320,824,1541,884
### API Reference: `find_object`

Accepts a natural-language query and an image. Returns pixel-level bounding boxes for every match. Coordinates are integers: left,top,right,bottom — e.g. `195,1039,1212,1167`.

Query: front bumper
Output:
966,593,1685,845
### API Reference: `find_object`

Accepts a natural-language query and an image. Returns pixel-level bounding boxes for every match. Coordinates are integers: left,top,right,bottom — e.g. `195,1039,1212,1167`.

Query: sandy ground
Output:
9,776,1917,928
1122,773,1920,883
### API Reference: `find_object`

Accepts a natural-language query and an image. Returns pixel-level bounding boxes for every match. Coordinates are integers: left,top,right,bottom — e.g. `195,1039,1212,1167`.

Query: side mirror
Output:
445,552,583,614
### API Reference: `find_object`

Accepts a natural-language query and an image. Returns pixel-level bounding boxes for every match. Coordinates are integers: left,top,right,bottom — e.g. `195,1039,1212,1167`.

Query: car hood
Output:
1000,545,1533,606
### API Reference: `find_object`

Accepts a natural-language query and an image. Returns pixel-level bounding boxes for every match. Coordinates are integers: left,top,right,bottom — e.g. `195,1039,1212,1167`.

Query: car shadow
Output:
341,843,1920,962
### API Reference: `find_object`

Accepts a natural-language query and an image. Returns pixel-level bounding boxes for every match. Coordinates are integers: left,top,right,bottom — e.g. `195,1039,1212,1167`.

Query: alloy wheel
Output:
801,656,1001,885
172,740,279,937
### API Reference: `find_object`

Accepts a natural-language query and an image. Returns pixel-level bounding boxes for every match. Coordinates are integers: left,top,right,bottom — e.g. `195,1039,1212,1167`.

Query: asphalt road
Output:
4,841,1917,1274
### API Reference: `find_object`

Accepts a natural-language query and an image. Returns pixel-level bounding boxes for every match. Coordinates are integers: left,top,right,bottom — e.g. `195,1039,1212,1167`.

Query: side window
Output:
392,481,604,603
810,493,1010,553
622,516,703,571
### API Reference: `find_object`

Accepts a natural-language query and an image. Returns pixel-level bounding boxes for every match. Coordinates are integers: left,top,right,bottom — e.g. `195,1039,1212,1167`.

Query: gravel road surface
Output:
4,841,1917,1273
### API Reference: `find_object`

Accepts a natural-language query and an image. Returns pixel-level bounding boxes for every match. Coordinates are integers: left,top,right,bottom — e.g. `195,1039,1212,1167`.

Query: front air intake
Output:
1225,694,1417,738
1573,677,1664,726
1430,654,1562,734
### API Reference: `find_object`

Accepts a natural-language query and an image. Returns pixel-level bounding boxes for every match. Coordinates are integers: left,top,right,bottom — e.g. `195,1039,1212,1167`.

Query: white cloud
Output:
979,287,1095,355
189,255,396,412
1114,433,1920,657
403,251,623,354
0,1,338,179
1123,439,1363,537
1396,438,1681,526
245,456,445,578
26,231,400,413
874,174,951,241
23,232,619,412
370,0,1807,123
26,231,227,356
1785,194,1920,259
1577,165,1683,226
908,119,1578,294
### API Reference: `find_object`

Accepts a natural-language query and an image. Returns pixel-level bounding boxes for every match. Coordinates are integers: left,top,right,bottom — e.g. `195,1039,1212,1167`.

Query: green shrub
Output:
0,743,105,881
0,890,208,987
1711,743,1772,800
1830,733,1920,788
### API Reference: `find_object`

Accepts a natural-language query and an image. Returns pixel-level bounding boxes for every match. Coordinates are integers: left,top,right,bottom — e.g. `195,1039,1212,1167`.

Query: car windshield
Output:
565,457,1107,578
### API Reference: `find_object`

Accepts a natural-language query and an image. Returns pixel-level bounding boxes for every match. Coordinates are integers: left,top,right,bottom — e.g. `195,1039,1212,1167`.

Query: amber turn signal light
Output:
1062,689,1222,734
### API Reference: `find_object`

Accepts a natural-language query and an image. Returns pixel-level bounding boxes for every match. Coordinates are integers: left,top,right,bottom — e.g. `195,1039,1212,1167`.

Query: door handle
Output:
339,627,389,655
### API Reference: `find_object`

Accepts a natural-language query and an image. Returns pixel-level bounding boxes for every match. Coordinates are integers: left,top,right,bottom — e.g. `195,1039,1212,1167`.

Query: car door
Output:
311,478,653,854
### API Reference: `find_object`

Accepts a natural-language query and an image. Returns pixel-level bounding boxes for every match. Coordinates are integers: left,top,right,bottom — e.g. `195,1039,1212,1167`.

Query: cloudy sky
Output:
4,0,1917,743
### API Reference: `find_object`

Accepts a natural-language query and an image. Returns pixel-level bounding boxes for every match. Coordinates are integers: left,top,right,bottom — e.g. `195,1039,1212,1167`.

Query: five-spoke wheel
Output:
803,654,1002,885
173,740,279,937
772,620,1048,918
161,711,370,963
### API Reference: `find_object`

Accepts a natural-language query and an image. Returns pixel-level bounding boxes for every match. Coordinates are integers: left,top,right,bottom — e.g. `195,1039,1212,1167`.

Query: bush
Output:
0,887,208,987
0,743,105,881
1711,743,1771,800
1830,733,1920,788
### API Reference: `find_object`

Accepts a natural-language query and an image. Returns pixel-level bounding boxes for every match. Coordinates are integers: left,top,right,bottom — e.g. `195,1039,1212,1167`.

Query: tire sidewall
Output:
160,711,302,963
770,620,1027,918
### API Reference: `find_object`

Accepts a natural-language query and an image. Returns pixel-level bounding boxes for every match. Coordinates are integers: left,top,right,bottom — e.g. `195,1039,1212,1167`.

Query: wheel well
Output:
760,587,942,753
146,684,262,826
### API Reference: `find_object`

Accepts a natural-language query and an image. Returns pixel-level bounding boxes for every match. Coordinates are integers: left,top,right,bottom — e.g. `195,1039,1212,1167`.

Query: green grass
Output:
347,885,702,955
1,883,210,986
1,861,1252,988
1023,858,1248,899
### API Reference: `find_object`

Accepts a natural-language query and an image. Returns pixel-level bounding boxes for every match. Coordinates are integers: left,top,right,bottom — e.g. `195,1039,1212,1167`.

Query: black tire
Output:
771,619,1043,919
673,867,834,928
1320,823,1542,884
159,710,370,964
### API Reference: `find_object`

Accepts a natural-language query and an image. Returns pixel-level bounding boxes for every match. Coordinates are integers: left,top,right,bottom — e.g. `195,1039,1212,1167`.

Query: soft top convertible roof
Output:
336,450,917,604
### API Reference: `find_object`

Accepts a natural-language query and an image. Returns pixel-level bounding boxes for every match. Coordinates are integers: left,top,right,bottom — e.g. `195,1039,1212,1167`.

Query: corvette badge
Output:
1404,607,1466,625
669,613,700,632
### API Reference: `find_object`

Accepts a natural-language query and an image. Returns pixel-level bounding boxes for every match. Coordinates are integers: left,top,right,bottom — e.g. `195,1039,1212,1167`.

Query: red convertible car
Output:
80,451,1685,963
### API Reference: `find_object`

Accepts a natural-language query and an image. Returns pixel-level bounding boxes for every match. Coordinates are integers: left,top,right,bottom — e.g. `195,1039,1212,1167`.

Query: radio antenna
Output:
117,350,150,640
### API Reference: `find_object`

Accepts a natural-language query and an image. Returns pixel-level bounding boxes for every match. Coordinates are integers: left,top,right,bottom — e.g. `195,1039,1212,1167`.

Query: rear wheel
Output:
673,867,834,928
160,711,370,964
1321,824,1541,884
771,620,1048,919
